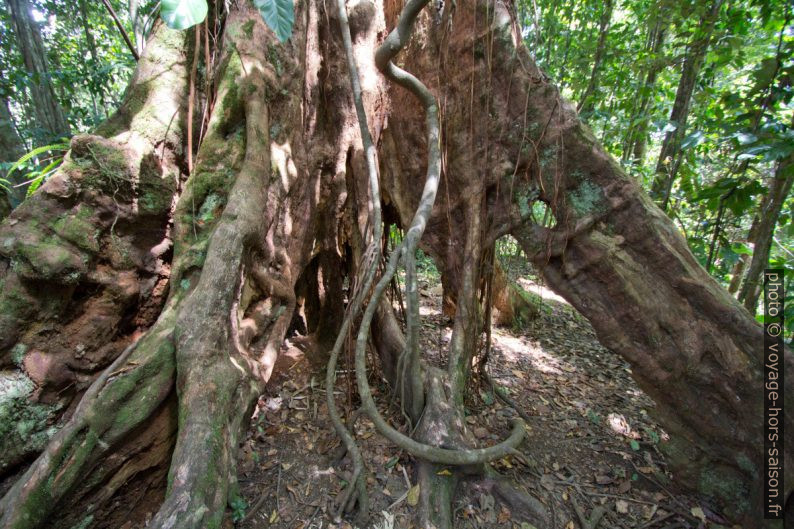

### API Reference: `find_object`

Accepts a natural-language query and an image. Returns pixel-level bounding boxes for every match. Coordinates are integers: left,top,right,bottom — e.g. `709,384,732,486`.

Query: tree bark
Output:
651,0,723,209
0,97,24,215
5,0,71,141
377,2,788,525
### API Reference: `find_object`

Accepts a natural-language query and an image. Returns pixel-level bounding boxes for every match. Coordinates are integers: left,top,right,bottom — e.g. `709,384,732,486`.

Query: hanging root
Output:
323,0,385,520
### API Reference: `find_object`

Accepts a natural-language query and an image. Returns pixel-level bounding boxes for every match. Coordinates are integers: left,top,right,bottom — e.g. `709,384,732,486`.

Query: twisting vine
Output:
324,0,384,519
326,0,526,522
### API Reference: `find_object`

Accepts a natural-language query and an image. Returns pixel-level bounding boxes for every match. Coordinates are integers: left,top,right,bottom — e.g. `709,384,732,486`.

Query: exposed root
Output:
572,495,607,529
469,470,549,528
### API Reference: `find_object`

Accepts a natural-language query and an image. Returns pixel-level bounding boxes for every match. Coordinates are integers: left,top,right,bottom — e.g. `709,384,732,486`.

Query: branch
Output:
100,0,140,61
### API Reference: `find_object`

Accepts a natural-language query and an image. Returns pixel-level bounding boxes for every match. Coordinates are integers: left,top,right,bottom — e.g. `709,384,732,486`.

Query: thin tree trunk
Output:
738,159,794,313
5,0,71,140
78,0,108,120
651,0,723,209
622,13,668,164
577,0,614,115
0,97,25,213
0,97,23,163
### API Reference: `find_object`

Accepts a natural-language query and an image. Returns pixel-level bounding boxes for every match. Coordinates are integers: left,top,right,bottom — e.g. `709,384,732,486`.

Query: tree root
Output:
572,495,607,529
469,471,549,528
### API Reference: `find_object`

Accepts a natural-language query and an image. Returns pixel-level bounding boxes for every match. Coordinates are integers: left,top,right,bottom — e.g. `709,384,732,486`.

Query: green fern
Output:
4,140,69,198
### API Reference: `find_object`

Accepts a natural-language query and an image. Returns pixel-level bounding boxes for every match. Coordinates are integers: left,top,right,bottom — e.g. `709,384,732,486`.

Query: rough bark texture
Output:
0,20,187,487
0,0,789,528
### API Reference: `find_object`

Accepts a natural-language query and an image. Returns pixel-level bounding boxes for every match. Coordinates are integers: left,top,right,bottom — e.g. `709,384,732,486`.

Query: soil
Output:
234,274,740,529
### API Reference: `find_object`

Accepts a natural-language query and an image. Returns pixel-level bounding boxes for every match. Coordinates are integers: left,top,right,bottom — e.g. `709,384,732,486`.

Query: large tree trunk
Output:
0,20,187,488
5,0,71,141
0,1,789,528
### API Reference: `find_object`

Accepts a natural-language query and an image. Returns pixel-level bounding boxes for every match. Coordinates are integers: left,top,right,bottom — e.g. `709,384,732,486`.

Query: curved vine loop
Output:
323,0,385,519
349,0,526,465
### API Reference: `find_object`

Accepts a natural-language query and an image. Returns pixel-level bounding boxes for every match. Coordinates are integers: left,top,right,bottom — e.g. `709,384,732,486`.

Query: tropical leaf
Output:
253,0,294,43
160,0,208,30
5,141,70,180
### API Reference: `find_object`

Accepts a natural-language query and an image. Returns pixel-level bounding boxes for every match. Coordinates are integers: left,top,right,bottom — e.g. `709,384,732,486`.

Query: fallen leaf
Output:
407,484,420,506
691,506,706,522
615,500,629,514
595,474,613,485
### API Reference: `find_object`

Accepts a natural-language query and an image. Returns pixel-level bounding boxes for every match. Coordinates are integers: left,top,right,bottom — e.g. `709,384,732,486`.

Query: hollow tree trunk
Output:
0,1,788,528
5,0,71,140
379,2,788,526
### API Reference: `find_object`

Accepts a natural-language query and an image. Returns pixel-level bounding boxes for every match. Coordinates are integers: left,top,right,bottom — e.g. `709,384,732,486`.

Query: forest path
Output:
235,280,731,529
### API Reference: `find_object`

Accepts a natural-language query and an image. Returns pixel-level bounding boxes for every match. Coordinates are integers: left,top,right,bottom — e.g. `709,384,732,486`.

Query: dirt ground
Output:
234,276,740,529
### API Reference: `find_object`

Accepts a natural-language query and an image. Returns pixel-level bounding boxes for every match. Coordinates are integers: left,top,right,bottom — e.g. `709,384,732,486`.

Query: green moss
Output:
75,142,133,198
15,235,84,281
0,373,60,472
539,145,558,170
70,515,94,529
698,466,750,516
242,19,255,38
267,44,283,76
198,193,223,223
138,170,176,217
568,180,604,216
52,206,100,253
10,343,27,366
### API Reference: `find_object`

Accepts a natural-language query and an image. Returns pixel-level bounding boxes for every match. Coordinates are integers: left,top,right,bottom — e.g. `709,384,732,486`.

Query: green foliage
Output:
156,0,294,41
253,0,295,43
160,0,208,30
228,494,247,522
2,140,69,199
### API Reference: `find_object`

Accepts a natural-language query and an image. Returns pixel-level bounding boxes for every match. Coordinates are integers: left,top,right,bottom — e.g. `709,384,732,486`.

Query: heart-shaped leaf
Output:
254,0,294,42
160,0,208,30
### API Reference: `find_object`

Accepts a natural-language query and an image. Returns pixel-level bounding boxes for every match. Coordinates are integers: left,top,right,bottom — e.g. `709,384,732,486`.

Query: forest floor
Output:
235,276,738,529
